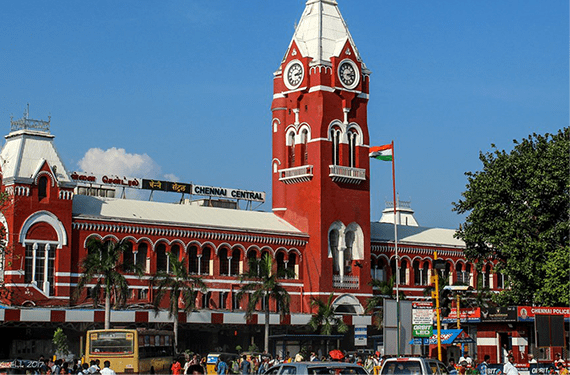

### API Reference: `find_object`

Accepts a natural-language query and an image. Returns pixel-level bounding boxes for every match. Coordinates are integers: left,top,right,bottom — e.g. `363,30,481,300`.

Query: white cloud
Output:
78,147,162,178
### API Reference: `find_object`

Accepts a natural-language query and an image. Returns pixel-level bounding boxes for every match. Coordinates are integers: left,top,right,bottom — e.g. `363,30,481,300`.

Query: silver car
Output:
379,357,449,375
263,361,369,374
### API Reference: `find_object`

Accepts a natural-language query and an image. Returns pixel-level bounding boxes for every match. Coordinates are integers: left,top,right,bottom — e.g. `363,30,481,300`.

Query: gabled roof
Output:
371,222,464,249
0,129,73,186
72,195,306,237
286,0,366,67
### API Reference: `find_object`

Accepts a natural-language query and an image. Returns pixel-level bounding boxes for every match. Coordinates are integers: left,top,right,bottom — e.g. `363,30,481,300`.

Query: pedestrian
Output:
216,357,228,375
477,355,490,375
503,354,519,375
171,358,182,375
555,353,566,368
186,364,204,375
239,355,251,375
100,361,116,375
557,362,569,375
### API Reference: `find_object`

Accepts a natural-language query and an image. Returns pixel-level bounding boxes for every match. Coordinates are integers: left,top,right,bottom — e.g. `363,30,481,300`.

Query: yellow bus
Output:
85,329,174,374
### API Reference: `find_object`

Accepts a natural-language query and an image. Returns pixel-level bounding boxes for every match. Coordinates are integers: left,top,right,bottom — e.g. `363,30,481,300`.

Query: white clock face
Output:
338,60,360,89
284,61,304,90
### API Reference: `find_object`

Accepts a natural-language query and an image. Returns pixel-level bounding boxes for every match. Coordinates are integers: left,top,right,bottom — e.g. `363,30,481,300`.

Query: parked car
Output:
263,361,368,374
379,357,449,375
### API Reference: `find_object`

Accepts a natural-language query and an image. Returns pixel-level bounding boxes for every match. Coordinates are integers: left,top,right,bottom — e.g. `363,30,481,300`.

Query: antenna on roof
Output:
24,103,29,119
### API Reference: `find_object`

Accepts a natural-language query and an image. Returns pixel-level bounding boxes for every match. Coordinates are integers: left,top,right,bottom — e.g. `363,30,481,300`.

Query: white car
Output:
379,357,449,375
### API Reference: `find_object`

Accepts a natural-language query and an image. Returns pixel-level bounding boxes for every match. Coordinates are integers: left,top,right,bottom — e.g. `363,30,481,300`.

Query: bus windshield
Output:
89,331,134,354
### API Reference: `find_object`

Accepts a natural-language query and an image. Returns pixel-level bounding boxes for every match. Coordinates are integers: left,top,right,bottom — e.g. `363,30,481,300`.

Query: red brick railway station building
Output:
0,0,566,364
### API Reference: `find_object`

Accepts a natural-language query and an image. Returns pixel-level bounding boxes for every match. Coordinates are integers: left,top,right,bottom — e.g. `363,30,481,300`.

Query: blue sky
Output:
1,0,567,229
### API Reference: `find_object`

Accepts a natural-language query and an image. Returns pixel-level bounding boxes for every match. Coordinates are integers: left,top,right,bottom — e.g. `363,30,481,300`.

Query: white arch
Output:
19,211,67,248
298,123,312,142
346,122,364,146
332,294,365,315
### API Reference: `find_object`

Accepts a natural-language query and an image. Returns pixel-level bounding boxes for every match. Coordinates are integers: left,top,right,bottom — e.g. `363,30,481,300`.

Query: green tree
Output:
308,293,349,335
453,128,570,306
236,253,294,353
75,238,142,329
53,328,69,357
152,252,207,354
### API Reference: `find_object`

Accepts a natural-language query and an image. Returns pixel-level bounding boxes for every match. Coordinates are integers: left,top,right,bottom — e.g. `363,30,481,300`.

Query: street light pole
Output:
433,251,442,361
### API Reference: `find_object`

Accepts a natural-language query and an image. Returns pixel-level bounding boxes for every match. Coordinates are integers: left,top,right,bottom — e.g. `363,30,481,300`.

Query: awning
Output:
410,329,475,345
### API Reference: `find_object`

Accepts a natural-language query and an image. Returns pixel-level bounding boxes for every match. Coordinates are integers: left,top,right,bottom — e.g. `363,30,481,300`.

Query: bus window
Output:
89,331,134,354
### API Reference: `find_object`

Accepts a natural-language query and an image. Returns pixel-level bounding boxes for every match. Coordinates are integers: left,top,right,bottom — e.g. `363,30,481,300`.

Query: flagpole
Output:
391,140,400,356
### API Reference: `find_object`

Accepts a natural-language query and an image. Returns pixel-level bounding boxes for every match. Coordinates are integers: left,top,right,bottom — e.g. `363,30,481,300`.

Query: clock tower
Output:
271,0,372,310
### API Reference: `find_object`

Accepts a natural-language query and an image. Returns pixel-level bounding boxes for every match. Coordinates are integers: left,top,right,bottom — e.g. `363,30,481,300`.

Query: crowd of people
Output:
26,350,568,375
29,356,116,375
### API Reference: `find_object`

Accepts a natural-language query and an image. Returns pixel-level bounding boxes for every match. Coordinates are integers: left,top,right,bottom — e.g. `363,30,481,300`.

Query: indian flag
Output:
369,144,393,161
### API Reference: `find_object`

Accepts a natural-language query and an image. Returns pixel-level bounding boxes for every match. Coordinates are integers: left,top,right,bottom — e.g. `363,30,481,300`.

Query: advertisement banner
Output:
481,306,518,322
441,307,481,323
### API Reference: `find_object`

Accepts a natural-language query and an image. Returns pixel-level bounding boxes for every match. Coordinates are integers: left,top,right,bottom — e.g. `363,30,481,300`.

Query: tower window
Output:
348,131,357,167
331,129,340,165
300,129,308,165
38,176,48,200
288,132,296,167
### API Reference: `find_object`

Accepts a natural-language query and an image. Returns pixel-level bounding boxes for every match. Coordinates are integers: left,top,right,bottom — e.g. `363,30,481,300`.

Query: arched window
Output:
230,248,241,276
289,253,298,279
345,230,355,274
300,129,309,165
413,260,421,285
123,241,134,272
276,252,286,276
372,258,387,281
399,259,408,285
187,245,198,274
483,264,491,288
136,243,147,273
497,271,506,289
456,263,465,284
331,128,341,165
169,244,180,273
348,131,357,167
246,251,257,272
219,248,229,276
201,247,211,276
329,230,340,274
288,131,295,167
38,176,48,200
422,262,430,285
156,243,167,272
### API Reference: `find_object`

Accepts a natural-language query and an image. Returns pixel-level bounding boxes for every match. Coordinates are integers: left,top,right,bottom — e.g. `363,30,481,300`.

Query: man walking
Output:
239,355,251,375
100,361,116,375
503,354,519,375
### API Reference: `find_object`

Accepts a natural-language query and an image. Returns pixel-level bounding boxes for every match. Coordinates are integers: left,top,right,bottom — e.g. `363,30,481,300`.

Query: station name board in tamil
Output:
71,172,142,188
71,172,265,202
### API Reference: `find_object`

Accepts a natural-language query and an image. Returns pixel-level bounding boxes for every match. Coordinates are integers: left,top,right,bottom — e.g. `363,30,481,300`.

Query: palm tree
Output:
236,253,294,353
75,238,141,329
152,252,206,353
365,275,405,328
308,293,349,335
307,293,348,354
